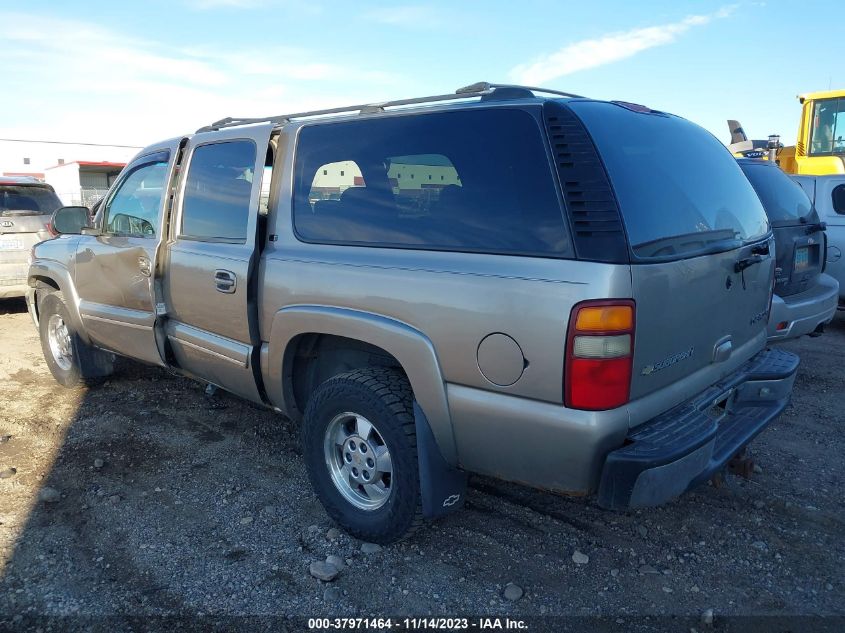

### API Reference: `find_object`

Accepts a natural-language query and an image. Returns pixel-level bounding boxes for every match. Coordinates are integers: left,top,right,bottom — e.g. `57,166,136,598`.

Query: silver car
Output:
738,160,839,340
27,83,799,542
1,177,60,299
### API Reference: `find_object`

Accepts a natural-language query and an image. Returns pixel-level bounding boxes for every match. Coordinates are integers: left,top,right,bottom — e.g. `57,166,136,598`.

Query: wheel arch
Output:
27,260,89,343
264,305,457,465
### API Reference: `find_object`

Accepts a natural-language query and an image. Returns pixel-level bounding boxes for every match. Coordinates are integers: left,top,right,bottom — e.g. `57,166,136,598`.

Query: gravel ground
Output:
0,297,843,631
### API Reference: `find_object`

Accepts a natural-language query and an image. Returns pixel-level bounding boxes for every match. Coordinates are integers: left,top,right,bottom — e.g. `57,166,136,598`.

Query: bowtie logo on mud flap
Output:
442,494,461,507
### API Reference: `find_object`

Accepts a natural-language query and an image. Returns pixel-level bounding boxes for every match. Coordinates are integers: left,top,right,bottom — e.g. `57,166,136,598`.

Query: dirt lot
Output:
0,296,843,631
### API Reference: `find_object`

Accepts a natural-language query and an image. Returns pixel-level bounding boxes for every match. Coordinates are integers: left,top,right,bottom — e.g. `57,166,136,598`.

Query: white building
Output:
43,161,125,206
1,138,140,205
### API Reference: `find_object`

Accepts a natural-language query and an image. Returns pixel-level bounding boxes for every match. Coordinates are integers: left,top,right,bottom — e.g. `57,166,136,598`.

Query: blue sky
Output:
1,0,842,147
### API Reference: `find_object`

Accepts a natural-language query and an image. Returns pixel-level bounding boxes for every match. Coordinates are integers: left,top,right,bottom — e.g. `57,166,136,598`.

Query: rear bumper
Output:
597,348,799,510
767,273,839,341
0,256,29,298
0,281,28,299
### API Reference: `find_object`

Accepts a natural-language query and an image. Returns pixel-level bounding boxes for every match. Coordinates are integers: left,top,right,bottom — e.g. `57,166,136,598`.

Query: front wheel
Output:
302,368,422,543
38,292,114,387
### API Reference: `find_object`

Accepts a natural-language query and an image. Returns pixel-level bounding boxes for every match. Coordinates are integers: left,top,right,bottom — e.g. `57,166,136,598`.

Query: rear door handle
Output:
214,269,237,294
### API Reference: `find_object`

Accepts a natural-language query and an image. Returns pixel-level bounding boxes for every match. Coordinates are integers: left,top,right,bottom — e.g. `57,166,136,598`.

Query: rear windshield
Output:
740,162,818,224
0,185,63,216
569,101,770,260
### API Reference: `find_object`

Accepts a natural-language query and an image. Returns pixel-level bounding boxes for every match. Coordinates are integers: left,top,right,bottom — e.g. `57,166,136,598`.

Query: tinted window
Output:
740,163,817,224
182,140,257,242
809,97,845,155
833,184,845,215
104,159,168,237
293,109,570,256
0,186,63,216
570,101,769,259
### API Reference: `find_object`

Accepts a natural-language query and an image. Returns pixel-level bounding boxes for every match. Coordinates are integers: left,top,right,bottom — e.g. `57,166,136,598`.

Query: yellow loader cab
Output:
779,90,845,175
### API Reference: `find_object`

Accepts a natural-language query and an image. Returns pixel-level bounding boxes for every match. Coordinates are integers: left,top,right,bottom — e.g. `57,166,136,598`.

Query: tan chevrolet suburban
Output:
27,83,799,543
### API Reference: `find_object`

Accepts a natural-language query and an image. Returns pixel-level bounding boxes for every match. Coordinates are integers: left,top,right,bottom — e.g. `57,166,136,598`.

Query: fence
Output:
55,188,110,208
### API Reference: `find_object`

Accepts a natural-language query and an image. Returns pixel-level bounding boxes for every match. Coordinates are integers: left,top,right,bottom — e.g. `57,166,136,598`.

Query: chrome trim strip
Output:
169,335,247,367
82,314,150,331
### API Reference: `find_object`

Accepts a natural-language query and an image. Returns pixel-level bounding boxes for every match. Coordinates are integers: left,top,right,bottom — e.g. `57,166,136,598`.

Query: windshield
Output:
740,162,818,224
569,101,769,260
0,185,63,216
809,97,845,155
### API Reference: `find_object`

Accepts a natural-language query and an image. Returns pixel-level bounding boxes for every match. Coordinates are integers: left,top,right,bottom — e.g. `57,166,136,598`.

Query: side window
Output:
292,109,571,256
833,184,845,215
103,158,168,237
810,98,845,155
181,140,257,242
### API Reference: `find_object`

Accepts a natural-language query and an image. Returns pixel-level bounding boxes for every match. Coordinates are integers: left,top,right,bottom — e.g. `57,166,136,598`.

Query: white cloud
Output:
185,0,267,9
364,5,441,27
0,12,399,145
509,5,737,85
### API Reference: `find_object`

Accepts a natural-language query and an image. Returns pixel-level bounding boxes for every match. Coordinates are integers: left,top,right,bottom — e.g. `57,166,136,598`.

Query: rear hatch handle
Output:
735,242,769,272
734,242,770,288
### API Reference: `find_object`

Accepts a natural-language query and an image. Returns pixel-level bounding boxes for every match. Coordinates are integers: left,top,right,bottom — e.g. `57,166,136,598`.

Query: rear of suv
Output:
1,177,62,299
738,159,838,340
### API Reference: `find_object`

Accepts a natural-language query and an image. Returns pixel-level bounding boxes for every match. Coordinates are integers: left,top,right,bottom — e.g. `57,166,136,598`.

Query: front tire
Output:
38,291,114,387
303,368,422,543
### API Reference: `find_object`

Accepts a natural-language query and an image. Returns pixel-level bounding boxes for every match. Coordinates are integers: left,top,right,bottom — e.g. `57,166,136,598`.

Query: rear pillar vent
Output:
544,102,628,263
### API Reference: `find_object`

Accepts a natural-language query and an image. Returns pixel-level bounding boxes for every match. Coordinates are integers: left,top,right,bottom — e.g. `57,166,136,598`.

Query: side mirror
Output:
50,206,91,235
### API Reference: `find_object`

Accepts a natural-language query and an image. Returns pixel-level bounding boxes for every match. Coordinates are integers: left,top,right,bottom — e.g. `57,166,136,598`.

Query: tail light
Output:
767,254,776,317
822,232,828,273
565,300,635,410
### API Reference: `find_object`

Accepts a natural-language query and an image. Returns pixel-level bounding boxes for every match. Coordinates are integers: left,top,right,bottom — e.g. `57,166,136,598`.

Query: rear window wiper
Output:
803,220,826,235
734,255,764,273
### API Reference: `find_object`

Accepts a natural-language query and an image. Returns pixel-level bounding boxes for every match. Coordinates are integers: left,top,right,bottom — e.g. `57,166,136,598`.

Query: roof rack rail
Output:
196,82,584,133
459,82,585,99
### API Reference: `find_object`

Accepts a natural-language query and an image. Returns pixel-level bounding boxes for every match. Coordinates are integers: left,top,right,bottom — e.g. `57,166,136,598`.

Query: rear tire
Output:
303,368,422,544
38,291,114,387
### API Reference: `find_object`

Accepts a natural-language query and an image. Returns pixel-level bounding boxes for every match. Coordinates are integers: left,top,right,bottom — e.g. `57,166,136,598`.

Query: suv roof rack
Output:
196,82,586,133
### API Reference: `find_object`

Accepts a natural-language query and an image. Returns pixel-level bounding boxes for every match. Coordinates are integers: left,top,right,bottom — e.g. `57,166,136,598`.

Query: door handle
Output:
214,269,237,294
138,255,152,277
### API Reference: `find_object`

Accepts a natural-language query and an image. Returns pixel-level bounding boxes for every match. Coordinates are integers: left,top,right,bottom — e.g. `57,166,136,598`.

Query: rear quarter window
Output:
292,108,572,257
833,184,845,215
569,101,770,260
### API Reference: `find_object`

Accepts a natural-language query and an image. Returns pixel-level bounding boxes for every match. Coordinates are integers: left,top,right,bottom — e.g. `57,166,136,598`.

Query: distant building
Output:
44,161,126,206
0,138,140,205
310,157,461,201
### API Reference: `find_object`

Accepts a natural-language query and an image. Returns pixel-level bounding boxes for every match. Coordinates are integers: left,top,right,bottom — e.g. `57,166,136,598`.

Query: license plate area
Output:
0,238,24,251
794,246,810,272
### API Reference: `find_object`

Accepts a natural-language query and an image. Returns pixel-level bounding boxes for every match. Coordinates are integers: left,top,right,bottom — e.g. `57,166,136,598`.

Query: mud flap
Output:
413,402,467,518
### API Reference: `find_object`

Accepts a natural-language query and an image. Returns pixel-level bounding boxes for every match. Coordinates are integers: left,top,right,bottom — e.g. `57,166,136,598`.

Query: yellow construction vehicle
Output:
779,90,845,174
729,89,845,175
